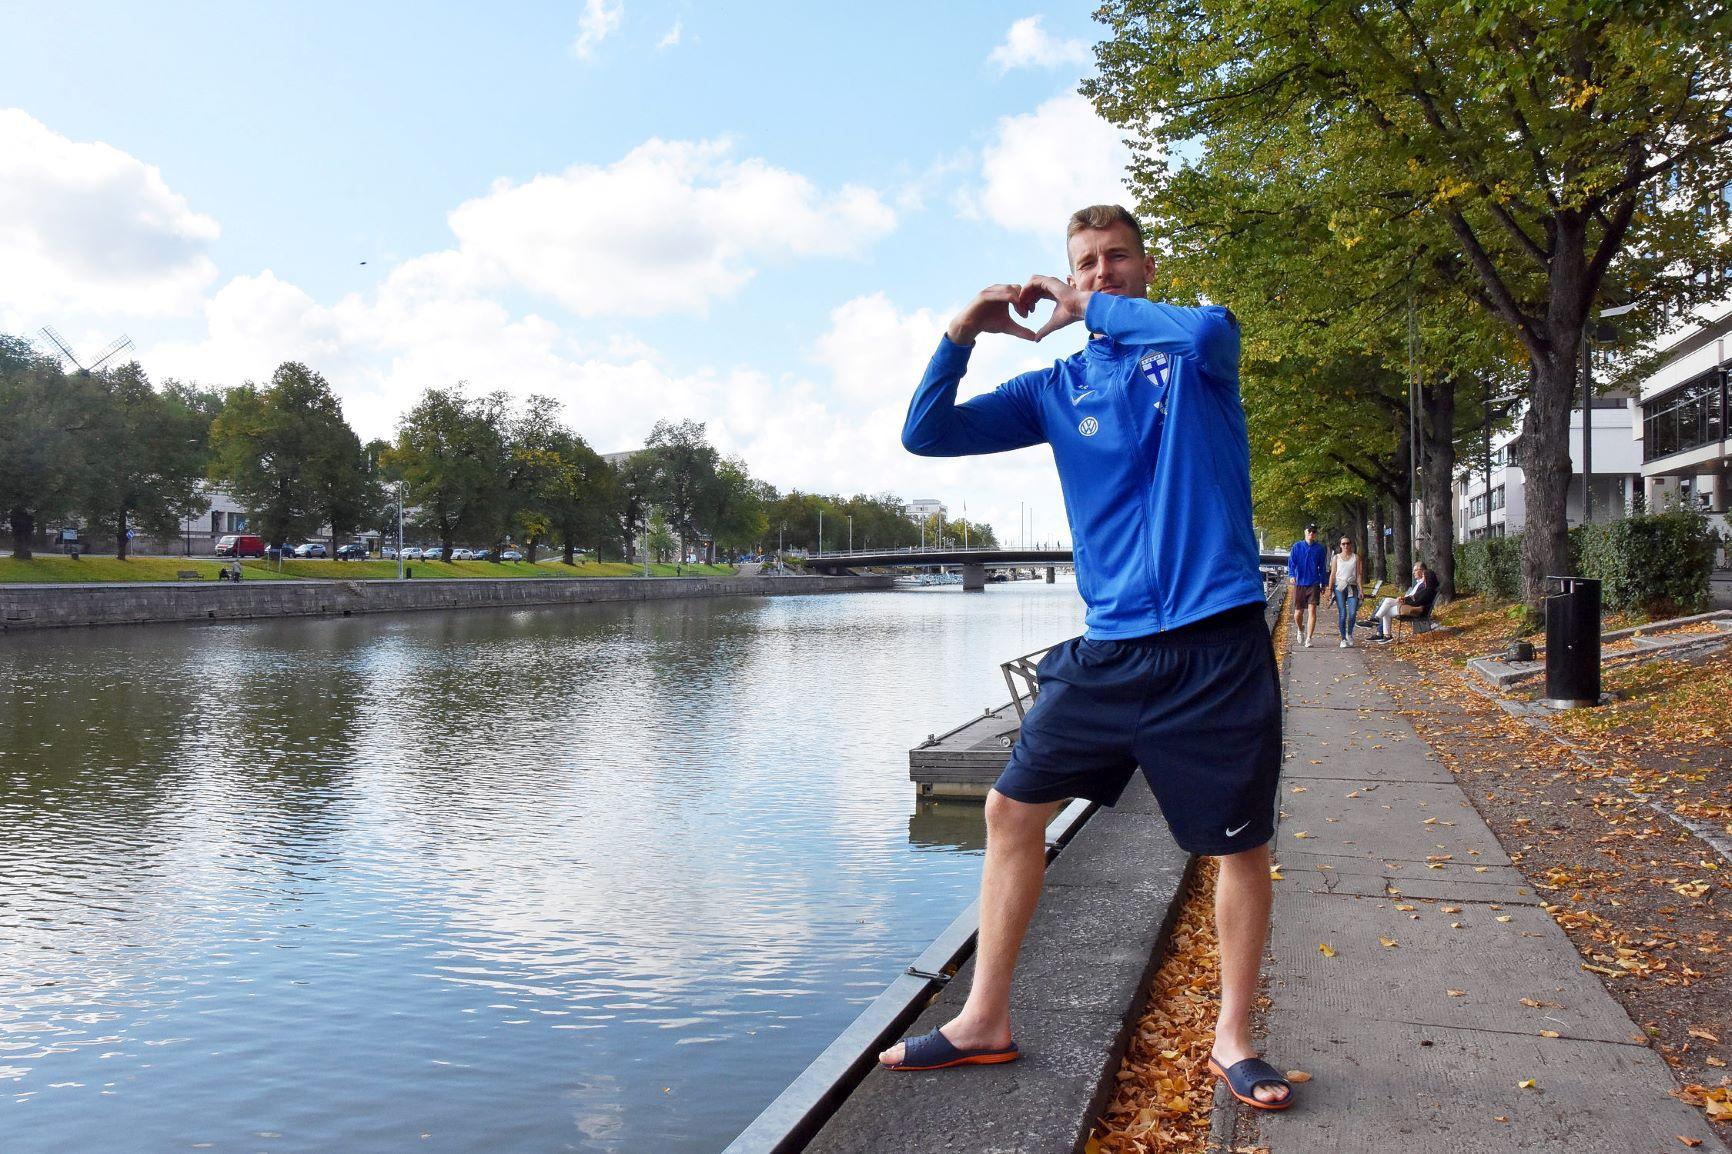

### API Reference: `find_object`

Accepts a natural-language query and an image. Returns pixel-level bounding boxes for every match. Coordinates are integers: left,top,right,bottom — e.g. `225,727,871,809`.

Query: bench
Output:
176,570,202,580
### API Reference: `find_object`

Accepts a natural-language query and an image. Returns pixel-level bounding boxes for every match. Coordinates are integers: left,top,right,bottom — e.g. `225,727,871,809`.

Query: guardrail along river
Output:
0,581,1086,1152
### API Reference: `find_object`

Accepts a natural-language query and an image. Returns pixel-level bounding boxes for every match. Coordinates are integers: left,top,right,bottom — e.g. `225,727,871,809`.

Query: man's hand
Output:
1016,275,1090,340
948,284,1041,346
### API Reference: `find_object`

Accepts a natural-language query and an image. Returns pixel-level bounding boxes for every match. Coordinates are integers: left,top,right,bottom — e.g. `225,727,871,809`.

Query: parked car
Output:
293,542,328,558
471,548,493,561
380,546,398,560
335,542,369,560
499,549,523,561
450,547,473,561
214,534,266,558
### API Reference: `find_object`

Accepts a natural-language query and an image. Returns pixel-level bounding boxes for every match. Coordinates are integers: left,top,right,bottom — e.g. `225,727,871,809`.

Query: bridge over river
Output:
804,547,1290,590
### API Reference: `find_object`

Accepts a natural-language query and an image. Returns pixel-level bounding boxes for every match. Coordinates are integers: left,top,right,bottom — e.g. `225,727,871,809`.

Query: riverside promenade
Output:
1237,640,1727,1153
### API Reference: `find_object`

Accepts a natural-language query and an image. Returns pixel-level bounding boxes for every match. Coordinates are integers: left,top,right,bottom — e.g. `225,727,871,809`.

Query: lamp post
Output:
395,483,405,579
1583,302,1637,525
847,515,853,552
818,509,823,556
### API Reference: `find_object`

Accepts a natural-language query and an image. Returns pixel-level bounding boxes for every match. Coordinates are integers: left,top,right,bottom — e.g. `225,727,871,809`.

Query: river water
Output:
0,581,1086,1153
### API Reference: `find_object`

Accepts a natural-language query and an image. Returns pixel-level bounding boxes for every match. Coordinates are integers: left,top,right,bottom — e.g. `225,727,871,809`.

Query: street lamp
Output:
395,483,405,579
847,514,853,553
1583,301,1637,524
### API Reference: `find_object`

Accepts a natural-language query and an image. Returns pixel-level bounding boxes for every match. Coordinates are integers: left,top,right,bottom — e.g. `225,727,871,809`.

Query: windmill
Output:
38,326,134,374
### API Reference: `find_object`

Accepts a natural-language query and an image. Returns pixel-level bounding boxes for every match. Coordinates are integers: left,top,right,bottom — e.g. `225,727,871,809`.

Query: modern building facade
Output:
1635,301,1731,545
904,498,946,521
1454,399,1643,542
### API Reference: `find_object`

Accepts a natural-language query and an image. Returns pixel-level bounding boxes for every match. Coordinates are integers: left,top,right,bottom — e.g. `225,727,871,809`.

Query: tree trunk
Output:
9,508,34,561
1421,377,1457,602
116,507,130,560
1392,424,1413,581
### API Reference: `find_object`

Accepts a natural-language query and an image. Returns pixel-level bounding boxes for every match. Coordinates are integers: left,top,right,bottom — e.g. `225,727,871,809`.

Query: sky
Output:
0,1,1142,548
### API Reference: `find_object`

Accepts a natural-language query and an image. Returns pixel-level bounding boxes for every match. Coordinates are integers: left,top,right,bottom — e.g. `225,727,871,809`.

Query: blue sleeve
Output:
1286,546,1299,581
902,336,1048,457
1083,295,1240,384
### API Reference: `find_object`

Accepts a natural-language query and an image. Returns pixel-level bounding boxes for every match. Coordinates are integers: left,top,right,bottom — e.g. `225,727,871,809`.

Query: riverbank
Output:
0,572,891,631
0,554,735,583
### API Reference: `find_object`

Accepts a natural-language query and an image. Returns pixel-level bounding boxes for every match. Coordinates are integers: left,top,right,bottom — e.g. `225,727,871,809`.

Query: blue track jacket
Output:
1286,539,1327,587
901,293,1265,639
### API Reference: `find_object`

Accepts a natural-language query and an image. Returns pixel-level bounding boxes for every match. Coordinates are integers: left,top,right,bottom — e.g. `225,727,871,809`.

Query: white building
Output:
1634,301,1731,545
904,498,947,521
1454,399,1644,542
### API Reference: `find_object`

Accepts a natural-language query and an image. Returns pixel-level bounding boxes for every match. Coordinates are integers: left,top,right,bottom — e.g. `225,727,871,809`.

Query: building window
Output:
1643,369,1727,462
1490,485,1505,511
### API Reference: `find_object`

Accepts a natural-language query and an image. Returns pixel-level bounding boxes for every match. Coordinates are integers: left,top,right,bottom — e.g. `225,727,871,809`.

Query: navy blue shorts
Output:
994,604,1281,855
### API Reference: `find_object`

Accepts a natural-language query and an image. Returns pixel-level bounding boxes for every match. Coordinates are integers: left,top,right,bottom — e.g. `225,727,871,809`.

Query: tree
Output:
80,361,209,559
208,362,370,549
1090,0,1732,601
0,335,83,559
639,419,721,561
645,509,677,564
384,386,509,561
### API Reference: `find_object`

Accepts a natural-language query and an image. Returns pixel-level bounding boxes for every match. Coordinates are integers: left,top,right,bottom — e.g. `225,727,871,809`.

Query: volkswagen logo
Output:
1078,416,1099,437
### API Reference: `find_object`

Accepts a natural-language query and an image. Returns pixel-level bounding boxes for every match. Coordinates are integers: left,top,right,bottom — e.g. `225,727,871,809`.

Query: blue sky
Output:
1,2,1139,546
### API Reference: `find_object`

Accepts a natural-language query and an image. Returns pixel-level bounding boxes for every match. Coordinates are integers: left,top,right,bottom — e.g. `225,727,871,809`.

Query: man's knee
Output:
984,789,1051,840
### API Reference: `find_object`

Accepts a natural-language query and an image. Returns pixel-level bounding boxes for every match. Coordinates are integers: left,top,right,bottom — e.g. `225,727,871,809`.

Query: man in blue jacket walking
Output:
879,206,1291,1110
1286,523,1328,648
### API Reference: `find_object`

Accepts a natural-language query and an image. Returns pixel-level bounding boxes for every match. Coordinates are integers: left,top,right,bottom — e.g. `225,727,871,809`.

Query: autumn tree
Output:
1090,0,1732,602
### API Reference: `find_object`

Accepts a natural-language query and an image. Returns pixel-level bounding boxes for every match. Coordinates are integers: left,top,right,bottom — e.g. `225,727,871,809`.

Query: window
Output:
1490,485,1505,511
1643,368,1728,462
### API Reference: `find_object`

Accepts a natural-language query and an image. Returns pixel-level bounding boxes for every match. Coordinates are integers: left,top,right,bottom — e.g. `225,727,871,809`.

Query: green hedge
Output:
1573,505,1720,617
1454,534,1525,600
1454,506,1721,616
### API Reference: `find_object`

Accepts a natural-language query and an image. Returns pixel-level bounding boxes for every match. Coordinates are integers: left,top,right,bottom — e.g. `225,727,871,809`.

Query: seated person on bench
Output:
1372,562,1437,641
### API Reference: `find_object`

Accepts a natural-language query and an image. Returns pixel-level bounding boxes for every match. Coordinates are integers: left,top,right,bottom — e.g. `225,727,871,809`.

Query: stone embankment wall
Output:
0,574,893,632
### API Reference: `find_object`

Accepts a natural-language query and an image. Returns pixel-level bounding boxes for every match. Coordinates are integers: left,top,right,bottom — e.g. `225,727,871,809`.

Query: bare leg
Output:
1211,841,1288,1104
879,790,1061,1063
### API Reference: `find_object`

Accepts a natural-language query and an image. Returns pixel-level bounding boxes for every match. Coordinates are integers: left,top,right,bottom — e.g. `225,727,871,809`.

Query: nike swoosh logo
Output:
1224,821,1251,838
1071,390,1097,405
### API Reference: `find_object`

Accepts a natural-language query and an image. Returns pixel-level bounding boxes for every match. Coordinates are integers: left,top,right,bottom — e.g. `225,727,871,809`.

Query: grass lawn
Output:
0,553,738,582
0,554,300,583
251,557,737,580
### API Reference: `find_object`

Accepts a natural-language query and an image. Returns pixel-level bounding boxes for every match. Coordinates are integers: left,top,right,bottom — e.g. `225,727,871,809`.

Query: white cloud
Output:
0,108,219,324
425,137,895,317
988,16,1090,73
571,0,623,60
656,20,682,50
969,93,1136,238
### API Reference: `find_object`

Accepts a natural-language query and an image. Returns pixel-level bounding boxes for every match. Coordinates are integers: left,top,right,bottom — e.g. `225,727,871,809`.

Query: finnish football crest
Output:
1078,416,1099,437
1139,351,1171,389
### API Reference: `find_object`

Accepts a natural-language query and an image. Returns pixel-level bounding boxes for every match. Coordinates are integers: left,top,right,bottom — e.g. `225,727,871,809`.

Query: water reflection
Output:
0,582,1084,1151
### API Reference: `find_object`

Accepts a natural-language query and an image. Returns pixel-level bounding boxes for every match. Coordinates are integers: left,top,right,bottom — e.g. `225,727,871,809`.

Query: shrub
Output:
1571,505,1720,617
1455,533,1524,600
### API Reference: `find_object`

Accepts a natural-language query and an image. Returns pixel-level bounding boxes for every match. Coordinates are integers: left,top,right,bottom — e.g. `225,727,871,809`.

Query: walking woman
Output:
1330,534,1363,647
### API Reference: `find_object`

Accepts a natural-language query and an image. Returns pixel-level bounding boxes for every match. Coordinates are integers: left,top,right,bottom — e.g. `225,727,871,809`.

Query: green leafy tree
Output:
705,456,768,560
207,362,370,549
0,335,83,558
384,386,509,561
639,418,721,561
645,509,677,563
1090,0,1732,601
80,361,209,559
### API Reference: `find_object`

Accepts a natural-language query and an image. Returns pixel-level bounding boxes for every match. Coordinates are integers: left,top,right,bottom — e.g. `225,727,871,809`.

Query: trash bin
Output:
1544,576,1600,707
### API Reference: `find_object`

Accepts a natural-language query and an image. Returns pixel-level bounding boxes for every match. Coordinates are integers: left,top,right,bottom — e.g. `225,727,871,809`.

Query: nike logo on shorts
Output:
1224,821,1250,838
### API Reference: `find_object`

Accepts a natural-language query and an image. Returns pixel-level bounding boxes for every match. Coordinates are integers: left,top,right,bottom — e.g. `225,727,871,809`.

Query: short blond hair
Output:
1066,205,1145,250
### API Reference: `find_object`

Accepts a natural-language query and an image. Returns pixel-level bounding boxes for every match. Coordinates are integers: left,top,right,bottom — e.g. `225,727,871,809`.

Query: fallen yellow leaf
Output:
1380,937,1399,948
1518,1078,1537,1089
1496,915,1513,923
1285,1070,1312,1082
1688,1028,1720,1043
1294,831,1313,839
1447,989,1467,997
1540,1030,1560,1038
1319,943,1335,957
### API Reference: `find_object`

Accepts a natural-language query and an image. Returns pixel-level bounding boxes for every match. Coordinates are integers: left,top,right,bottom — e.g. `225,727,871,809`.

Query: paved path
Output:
1234,639,1727,1152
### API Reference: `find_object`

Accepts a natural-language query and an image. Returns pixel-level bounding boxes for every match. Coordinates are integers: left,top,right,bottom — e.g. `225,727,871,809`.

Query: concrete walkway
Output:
1235,639,1728,1152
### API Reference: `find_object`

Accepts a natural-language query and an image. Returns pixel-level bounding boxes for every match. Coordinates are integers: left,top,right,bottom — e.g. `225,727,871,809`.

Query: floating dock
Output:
907,702,1022,798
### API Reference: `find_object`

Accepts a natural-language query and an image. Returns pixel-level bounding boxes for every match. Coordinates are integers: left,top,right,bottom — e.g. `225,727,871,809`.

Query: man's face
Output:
1304,528,1316,543
1067,222,1154,299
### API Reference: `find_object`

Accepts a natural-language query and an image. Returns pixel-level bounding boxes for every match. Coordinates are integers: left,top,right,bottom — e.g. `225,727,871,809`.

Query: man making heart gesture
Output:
880,205,1291,1111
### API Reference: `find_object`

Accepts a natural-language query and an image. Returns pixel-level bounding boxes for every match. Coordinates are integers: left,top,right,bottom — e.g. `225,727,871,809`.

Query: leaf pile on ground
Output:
1087,858,1230,1154
1363,594,1731,1134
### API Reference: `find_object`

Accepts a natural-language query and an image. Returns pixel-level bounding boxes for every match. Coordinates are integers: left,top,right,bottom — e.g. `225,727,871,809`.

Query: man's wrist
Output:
946,320,978,346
